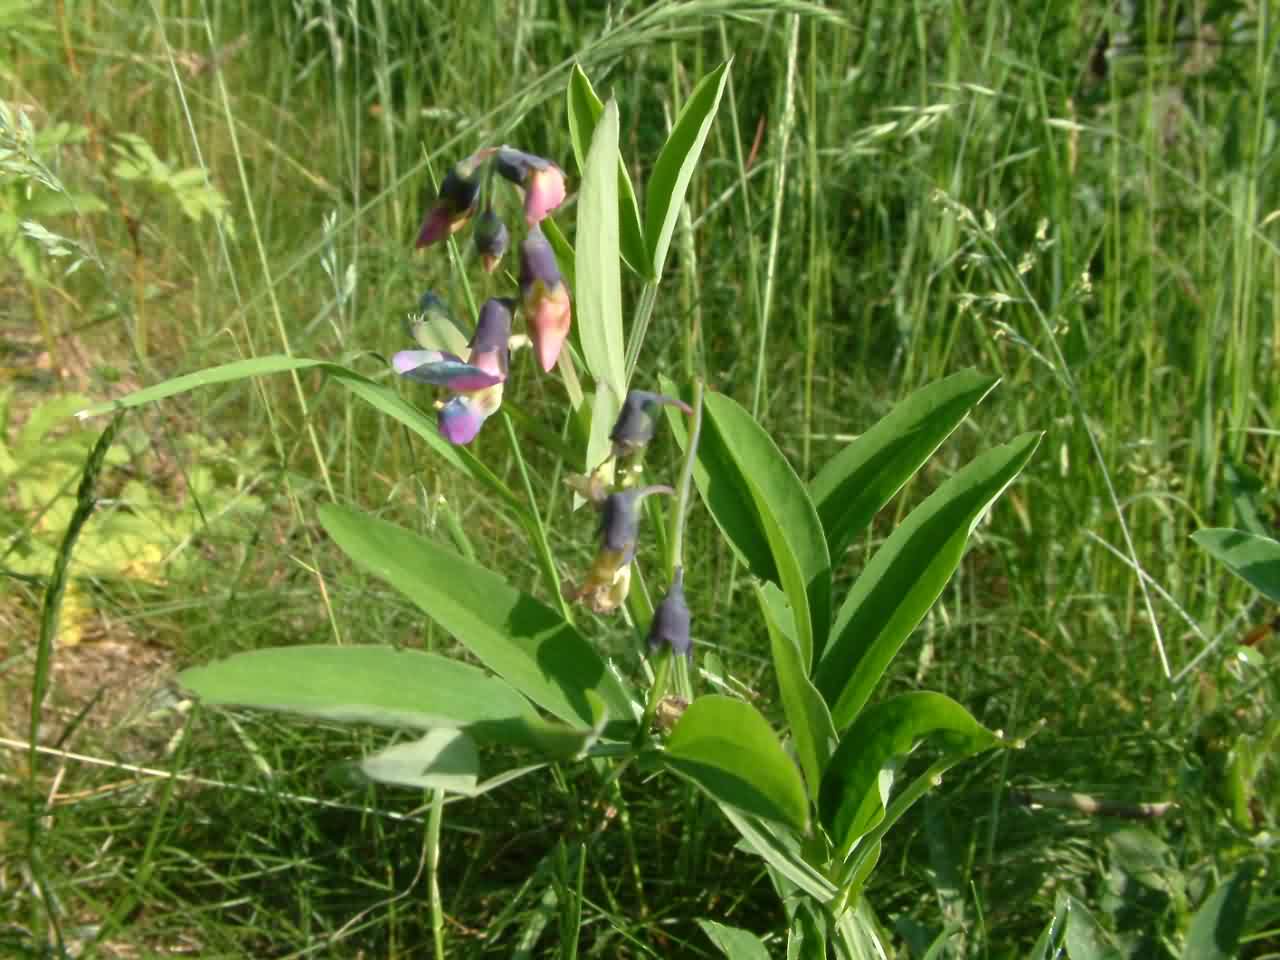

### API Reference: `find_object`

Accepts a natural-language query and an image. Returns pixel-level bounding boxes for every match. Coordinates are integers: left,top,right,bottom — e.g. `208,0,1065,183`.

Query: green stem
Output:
427,787,446,959
502,412,574,623
636,650,673,746
667,380,704,580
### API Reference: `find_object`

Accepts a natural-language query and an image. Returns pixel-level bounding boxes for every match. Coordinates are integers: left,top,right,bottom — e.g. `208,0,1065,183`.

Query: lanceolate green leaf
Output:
73,355,521,510
361,729,480,794
664,694,809,833
666,385,831,666
318,504,637,731
818,693,998,858
756,582,835,802
179,644,537,730
645,60,731,280
576,99,627,400
811,369,1000,561
565,64,647,277
1191,527,1280,604
815,432,1041,730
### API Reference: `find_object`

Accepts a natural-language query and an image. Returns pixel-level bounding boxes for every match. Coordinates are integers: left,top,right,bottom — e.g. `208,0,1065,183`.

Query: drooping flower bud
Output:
610,390,694,459
468,297,514,381
519,225,572,372
415,151,489,249
564,485,673,614
648,567,692,659
494,146,567,225
473,209,510,273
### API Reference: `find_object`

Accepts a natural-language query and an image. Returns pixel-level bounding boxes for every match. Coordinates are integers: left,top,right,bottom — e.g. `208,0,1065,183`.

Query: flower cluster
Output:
395,146,570,444
397,147,693,660
563,390,695,661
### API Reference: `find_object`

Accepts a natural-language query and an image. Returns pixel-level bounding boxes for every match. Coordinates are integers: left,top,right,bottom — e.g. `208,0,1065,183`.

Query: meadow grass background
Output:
2,0,1278,956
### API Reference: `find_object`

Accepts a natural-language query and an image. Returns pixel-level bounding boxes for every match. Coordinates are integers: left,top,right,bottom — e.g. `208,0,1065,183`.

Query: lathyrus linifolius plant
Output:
76,63,1041,956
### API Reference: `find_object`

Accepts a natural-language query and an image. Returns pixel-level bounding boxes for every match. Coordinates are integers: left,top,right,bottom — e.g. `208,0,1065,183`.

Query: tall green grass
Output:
2,0,1277,955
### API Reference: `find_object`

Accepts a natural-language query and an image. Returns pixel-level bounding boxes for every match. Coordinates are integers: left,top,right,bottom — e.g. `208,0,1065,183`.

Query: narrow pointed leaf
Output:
318,504,637,732
178,644,537,729
1191,528,1280,603
816,432,1040,730
361,729,480,794
720,807,836,903
811,369,1000,560
645,60,731,280
756,582,835,802
575,98,627,399
665,383,830,666
663,694,808,833
565,64,648,277
74,355,522,510
818,693,998,858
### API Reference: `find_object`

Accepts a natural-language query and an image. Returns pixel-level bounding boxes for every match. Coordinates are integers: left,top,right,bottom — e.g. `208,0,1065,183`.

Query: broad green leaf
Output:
663,378,775,580
318,504,637,732
1059,893,1123,960
811,370,1000,561
179,644,537,729
787,901,828,960
816,432,1041,730
361,729,480,794
645,60,732,280
1191,527,1280,603
666,385,831,666
565,64,648,277
698,920,772,960
575,99,627,399
818,693,997,858
1182,867,1253,960
664,694,809,833
756,582,835,802
73,355,521,510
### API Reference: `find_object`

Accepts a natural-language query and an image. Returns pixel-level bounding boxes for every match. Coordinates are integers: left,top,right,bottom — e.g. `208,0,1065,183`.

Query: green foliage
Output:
664,694,810,833
1192,527,1280,604
111,133,233,231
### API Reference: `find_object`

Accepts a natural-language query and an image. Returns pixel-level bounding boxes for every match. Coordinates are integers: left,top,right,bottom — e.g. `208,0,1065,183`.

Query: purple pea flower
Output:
564,485,672,614
648,567,692,660
494,146,567,225
610,390,693,459
393,296,514,444
520,225,572,372
415,149,492,249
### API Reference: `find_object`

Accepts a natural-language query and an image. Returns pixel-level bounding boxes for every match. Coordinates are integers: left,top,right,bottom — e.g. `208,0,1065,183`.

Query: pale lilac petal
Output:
438,396,487,444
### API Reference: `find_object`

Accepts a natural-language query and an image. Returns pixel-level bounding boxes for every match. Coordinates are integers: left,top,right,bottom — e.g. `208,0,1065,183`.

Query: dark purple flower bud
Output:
415,151,489,249
473,209,510,273
648,567,692,659
599,484,673,565
494,146,567,224
610,390,694,458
